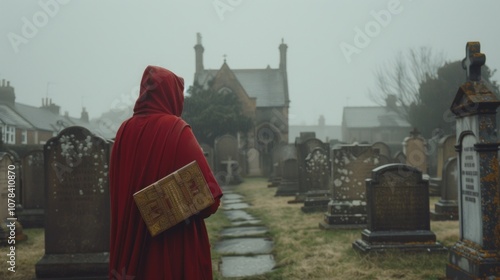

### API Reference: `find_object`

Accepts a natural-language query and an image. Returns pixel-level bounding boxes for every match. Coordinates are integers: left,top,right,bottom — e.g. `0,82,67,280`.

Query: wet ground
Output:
214,186,276,278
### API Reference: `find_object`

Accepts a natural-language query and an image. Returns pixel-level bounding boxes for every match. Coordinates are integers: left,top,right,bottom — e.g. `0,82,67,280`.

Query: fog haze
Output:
2,0,500,125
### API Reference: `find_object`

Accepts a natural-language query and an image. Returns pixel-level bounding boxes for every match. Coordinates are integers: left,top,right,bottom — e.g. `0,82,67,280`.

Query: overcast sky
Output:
2,0,500,126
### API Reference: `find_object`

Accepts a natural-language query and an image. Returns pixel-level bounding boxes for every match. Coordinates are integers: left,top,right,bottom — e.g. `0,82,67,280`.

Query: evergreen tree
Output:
182,82,253,145
408,60,499,137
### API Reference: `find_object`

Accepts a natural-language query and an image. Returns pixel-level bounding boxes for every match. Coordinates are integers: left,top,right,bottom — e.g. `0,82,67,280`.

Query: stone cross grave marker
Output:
446,42,500,279
352,164,446,253
36,126,111,279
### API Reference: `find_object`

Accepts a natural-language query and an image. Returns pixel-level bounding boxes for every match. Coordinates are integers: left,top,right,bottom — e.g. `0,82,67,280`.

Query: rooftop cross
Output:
223,54,227,63
462,41,485,82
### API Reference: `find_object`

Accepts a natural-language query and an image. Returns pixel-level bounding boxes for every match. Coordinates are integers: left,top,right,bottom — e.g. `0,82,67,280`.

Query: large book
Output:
133,161,215,237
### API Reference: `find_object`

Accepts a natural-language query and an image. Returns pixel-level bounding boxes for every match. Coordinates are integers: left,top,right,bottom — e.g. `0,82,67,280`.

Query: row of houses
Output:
0,79,94,145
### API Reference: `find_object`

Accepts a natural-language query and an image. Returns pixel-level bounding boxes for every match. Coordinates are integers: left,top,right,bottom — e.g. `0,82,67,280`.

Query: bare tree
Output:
369,47,445,121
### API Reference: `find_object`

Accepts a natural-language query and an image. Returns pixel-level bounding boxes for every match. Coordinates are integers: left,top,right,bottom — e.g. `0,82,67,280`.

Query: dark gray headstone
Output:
295,137,330,194
436,134,456,178
431,157,458,221
446,42,500,279
352,164,446,253
18,150,45,227
275,144,299,196
36,126,110,279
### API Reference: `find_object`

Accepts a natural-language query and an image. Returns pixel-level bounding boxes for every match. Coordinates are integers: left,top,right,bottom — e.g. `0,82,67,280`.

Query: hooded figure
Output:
109,66,222,279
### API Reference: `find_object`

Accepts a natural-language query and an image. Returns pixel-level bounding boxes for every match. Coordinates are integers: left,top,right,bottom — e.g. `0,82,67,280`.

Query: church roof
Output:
195,67,288,107
343,106,411,128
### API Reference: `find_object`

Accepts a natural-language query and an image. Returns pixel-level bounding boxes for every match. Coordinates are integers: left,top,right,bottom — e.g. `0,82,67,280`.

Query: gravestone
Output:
320,144,389,228
215,135,242,184
247,147,261,176
436,134,456,178
431,157,458,221
403,128,428,174
18,150,45,228
446,42,500,279
372,142,391,158
300,146,331,212
393,151,406,164
268,144,285,187
352,164,446,253
295,132,330,193
429,134,457,195
36,126,111,279
275,144,299,196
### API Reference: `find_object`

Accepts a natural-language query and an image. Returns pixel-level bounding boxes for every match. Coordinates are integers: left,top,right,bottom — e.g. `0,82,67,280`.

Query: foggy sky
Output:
2,0,500,126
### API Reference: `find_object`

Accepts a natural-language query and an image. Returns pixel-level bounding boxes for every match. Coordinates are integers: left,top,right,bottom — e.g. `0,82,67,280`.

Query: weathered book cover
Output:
133,161,214,237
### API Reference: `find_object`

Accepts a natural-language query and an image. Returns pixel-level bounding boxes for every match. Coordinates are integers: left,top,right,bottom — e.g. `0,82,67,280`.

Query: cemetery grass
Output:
0,228,44,280
206,177,459,280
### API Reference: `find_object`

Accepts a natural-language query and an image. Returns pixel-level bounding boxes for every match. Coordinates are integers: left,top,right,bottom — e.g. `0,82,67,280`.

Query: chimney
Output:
318,115,325,126
385,94,398,112
41,97,60,115
194,33,204,74
279,38,288,71
80,107,89,122
0,80,16,106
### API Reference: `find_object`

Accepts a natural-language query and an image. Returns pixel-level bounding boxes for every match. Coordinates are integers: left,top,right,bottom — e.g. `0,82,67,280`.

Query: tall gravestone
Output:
18,150,45,228
436,134,457,178
36,126,111,279
446,42,500,279
430,134,457,196
403,128,427,174
352,164,446,253
246,147,261,176
300,146,332,212
320,144,389,229
268,143,285,187
431,157,458,221
295,133,330,193
275,144,299,196
291,132,330,210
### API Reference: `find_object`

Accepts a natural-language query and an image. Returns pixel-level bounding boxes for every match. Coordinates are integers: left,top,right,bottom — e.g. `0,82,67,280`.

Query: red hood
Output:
133,65,184,116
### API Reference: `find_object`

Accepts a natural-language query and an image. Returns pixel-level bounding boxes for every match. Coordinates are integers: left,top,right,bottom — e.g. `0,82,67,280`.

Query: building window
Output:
3,125,15,144
21,130,27,144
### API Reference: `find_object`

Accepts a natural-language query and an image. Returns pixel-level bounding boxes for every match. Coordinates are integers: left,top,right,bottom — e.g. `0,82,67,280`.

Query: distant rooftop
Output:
343,106,410,128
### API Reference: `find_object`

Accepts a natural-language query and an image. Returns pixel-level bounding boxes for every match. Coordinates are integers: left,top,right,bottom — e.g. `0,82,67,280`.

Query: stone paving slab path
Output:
215,186,275,278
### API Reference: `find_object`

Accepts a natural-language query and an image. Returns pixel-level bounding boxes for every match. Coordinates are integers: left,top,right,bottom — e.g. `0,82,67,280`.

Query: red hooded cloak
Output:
109,66,222,279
